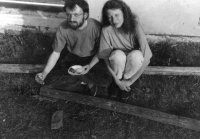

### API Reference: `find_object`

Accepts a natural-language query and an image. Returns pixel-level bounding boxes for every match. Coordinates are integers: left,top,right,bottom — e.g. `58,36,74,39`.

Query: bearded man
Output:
35,0,112,95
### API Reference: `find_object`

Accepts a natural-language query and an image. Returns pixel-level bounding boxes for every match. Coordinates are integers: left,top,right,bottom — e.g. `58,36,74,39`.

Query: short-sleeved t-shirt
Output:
52,18,101,57
98,21,152,60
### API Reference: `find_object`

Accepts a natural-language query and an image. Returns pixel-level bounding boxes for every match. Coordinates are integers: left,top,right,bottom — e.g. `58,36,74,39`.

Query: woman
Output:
98,0,152,92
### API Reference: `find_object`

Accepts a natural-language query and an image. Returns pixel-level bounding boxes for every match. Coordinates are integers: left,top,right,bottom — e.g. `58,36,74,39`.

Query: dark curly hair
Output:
63,0,89,18
102,0,137,34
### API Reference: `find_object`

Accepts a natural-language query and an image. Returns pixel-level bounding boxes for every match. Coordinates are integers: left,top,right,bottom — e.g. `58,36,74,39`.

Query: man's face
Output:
65,5,86,30
107,9,124,28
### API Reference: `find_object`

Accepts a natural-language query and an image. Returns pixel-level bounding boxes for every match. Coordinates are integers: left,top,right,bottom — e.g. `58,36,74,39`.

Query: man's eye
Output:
74,14,79,17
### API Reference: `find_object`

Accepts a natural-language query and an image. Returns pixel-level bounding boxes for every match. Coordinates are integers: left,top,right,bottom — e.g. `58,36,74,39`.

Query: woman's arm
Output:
104,59,120,84
105,59,131,91
123,22,152,86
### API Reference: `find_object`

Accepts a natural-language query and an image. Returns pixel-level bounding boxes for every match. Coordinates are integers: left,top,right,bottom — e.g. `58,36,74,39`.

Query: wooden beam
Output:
144,66,200,76
40,87,200,131
1,64,200,76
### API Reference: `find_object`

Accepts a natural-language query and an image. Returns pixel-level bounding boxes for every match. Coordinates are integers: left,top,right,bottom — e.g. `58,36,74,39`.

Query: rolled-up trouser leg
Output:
109,50,126,80
123,50,144,79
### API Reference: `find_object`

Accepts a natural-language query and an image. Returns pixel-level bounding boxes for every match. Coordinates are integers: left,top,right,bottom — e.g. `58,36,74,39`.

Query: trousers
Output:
43,52,112,92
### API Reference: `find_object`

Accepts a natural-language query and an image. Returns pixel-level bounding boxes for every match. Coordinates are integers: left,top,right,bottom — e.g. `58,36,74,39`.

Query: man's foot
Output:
82,83,98,96
88,84,98,96
108,83,119,99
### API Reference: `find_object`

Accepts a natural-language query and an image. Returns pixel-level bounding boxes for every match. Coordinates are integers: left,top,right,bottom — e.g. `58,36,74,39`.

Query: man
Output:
35,0,112,95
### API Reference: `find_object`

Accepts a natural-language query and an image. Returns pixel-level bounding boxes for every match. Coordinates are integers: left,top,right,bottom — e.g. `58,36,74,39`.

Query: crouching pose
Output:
98,0,152,92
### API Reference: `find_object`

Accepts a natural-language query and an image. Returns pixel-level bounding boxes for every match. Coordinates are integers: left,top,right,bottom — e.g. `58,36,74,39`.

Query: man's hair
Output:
63,0,89,14
102,0,137,34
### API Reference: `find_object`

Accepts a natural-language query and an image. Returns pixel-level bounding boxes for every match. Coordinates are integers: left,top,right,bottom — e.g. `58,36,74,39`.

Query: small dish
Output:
68,65,84,75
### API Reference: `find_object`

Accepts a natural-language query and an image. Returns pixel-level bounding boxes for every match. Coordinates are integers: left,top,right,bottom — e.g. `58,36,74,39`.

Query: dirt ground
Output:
1,31,200,139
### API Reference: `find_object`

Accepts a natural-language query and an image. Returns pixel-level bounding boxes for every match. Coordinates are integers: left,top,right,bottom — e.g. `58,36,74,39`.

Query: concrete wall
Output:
88,0,200,37
1,0,200,36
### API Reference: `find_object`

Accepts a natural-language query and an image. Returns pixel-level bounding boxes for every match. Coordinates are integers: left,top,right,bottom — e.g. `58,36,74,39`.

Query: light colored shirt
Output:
53,18,101,57
98,21,152,60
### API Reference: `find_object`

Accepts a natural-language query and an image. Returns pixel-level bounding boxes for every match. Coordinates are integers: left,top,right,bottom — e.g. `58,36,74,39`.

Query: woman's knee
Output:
127,50,144,65
109,50,126,62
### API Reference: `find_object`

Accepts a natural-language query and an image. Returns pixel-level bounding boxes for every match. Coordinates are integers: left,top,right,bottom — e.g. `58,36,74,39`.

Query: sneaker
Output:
85,83,98,96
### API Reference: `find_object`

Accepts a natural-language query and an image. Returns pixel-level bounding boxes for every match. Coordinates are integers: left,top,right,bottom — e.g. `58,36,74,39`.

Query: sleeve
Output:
98,28,113,59
52,25,66,53
135,22,153,60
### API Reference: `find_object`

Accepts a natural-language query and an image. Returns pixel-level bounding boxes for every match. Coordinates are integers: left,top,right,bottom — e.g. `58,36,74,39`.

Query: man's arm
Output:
36,51,60,83
88,54,99,69
81,54,99,74
43,51,60,76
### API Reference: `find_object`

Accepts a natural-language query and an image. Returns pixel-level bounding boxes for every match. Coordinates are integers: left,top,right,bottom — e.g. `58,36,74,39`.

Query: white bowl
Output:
68,65,84,75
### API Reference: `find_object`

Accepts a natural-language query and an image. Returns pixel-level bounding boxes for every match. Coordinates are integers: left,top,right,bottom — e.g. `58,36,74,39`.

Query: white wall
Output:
88,0,200,37
1,0,199,36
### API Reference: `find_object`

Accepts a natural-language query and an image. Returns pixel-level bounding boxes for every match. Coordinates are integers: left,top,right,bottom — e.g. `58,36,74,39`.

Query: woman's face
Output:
107,9,124,28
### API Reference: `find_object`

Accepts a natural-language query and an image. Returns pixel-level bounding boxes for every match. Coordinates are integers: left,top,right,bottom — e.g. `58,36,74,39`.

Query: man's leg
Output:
42,52,88,93
123,50,144,80
79,60,112,87
44,69,85,92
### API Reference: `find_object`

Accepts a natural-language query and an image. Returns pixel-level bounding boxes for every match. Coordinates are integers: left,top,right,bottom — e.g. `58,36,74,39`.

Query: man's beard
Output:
68,18,85,30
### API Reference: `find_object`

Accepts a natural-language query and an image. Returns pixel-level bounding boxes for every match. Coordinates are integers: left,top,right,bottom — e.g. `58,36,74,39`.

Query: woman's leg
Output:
109,50,126,79
123,50,144,79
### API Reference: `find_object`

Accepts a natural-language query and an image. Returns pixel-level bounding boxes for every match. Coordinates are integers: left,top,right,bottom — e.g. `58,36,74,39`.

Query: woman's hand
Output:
116,80,131,92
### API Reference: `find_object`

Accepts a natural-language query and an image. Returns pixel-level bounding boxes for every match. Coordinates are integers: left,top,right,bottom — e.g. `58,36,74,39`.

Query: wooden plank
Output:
40,87,200,131
0,64,45,73
144,66,200,76
1,64,200,75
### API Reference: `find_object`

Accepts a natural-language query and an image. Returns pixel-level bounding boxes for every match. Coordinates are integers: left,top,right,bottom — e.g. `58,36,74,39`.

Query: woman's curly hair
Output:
102,0,138,34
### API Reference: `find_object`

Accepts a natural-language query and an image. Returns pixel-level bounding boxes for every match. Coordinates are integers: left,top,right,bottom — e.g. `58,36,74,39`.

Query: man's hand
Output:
35,72,47,84
79,65,91,75
116,80,131,92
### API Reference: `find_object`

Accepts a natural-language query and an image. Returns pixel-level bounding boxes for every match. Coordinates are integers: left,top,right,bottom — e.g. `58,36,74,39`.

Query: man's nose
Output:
68,15,76,21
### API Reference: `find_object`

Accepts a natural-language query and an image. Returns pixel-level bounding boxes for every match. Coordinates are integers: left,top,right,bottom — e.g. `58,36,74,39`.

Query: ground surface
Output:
1,31,200,139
